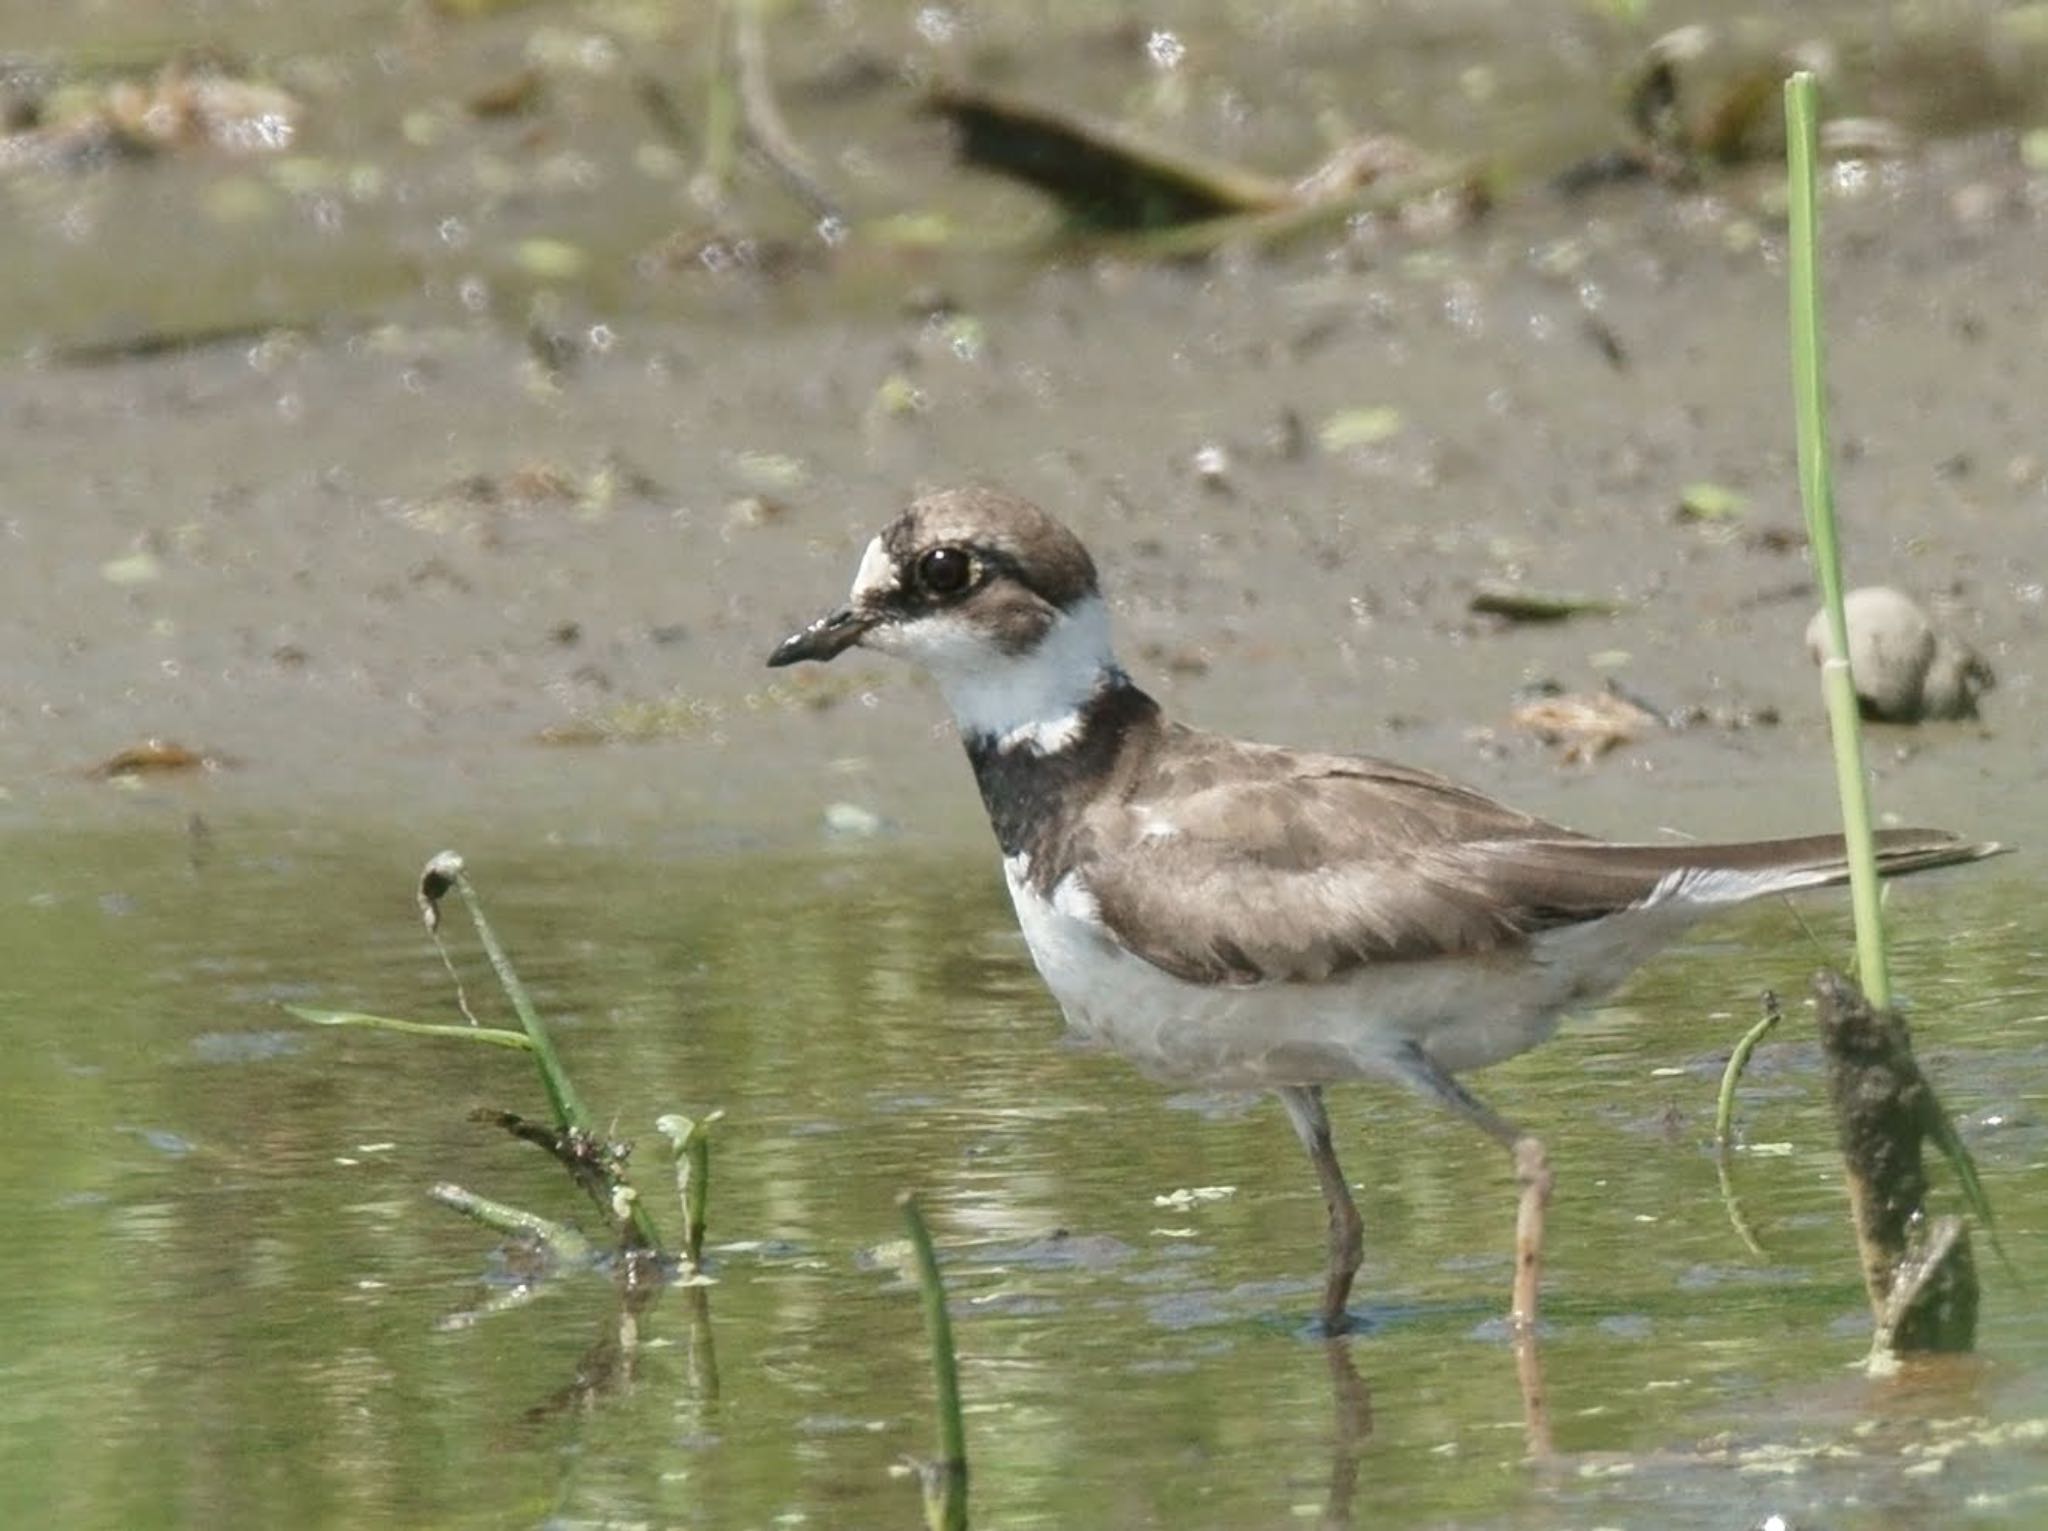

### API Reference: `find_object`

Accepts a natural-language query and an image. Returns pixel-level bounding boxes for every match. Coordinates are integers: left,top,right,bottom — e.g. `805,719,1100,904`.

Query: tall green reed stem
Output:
1785,71,1890,1009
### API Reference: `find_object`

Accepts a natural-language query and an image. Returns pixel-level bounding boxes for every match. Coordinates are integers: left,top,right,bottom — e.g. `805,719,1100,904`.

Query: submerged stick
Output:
1813,972,1978,1363
899,1193,968,1531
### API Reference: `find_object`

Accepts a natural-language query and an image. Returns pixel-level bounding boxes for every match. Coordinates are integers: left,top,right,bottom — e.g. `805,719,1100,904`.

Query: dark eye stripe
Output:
957,546,1067,607
881,541,1069,613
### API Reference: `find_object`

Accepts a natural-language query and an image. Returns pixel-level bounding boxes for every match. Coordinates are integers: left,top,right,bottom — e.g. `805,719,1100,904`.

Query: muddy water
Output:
5,0,2048,1526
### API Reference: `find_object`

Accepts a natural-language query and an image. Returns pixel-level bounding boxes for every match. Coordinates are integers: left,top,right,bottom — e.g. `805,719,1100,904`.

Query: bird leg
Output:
1278,1085,1365,1335
1389,1045,1555,1457
1509,1134,1553,1332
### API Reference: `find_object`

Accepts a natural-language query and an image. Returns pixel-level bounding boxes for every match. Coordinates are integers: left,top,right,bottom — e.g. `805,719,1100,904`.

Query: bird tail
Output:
1638,828,2007,907
1477,828,2006,928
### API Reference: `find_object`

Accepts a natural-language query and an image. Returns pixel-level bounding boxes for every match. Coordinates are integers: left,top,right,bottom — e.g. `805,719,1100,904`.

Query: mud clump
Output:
1804,587,1993,723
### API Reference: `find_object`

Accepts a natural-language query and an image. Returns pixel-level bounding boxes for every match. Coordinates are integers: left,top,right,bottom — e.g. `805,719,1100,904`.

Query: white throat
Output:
936,595,1118,753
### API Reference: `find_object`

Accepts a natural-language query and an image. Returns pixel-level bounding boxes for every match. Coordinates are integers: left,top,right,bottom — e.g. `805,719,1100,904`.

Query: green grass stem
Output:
431,856,595,1132
1714,991,1783,1154
423,852,661,1252
899,1193,968,1531
1713,991,1783,1259
284,1006,536,1050
698,0,739,200
1785,71,1891,1010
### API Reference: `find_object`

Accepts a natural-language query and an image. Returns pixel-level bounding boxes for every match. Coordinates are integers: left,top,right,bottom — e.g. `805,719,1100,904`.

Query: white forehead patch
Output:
848,535,899,603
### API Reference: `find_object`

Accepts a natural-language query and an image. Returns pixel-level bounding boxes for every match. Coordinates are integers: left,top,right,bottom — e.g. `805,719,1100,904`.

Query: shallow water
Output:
3,797,2044,1529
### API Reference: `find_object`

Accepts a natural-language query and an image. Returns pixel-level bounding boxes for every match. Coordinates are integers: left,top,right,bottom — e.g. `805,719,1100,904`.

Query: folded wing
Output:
1076,745,1998,986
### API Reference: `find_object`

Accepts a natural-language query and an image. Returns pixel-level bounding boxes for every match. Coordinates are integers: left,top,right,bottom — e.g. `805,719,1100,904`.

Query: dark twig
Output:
470,1107,641,1235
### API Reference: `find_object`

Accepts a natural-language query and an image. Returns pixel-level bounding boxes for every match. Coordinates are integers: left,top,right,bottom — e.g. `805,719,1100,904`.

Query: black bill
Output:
767,606,874,667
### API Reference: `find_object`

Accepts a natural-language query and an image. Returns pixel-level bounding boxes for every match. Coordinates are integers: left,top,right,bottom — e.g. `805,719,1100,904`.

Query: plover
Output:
768,487,1999,1334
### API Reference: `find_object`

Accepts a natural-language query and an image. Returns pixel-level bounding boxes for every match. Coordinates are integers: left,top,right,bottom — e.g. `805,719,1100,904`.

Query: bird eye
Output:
916,547,973,597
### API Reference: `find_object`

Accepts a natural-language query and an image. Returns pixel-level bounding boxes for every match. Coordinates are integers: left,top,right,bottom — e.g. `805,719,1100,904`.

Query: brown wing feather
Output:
1079,730,2000,987
1080,736,1576,984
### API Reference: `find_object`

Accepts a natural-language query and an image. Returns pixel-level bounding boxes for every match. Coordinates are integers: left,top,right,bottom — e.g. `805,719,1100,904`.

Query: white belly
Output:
1001,855,1703,1088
